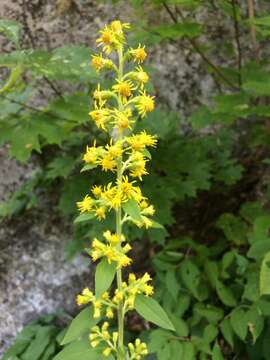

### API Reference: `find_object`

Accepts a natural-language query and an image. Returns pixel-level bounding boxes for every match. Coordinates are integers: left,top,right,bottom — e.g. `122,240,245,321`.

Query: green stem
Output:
116,46,125,360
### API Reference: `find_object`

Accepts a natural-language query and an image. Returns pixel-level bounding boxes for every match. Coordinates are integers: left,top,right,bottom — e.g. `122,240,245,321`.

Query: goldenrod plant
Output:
74,20,174,359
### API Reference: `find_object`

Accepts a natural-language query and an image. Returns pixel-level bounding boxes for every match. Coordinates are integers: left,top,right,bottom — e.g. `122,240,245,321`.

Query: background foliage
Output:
2,0,270,359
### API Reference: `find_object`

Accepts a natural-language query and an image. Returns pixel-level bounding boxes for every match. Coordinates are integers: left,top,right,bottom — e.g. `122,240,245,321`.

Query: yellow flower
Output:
83,142,103,164
130,44,147,63
110,20,130,34
106,306,114,319
106,140,123,158
130,155,148,180
76,287,94,305
89,103,111,130
91,53,114,72
76,195,93,213
126,131,157,151
96,26,115,54
91,53,104,72
136,91,155,117
93,84,111,103
92,185,102,197
103,230,122,245
112,109,134,130
100,154,117,172
134,66,149,88
95,206,106,220
112,79,135,99
103,348,112,357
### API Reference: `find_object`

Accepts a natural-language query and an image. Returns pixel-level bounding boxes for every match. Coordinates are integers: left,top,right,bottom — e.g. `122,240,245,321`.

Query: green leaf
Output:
212,341,224,360
220,319,234,348
180,260,208,301
260,252,270,295
61,307,97,345
203,324,218,343
247,240,270,261
150,220,165,229
40,342,56,360
142,148,152,159
0,20,21,45
216,213,247,245
165,270,180,301
182,342,195,360
47,156,75,179
243,272,260,302
21,326,54,360
122,198,143,222
194,303,224,324
74,213,95,224
2,325,41,359
54,338,111,360
246,307,264,343
134,294,175,331
216,280,237,307
95,258,117,298
80,164,97,172
168,313,189,337
152,22,202,40
230,308,247,341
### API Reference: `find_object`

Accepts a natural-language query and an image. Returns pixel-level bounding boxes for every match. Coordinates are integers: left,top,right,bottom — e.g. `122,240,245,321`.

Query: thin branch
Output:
231,0,243,86
162,2,238,90
0,94,72,123
247,0,260,62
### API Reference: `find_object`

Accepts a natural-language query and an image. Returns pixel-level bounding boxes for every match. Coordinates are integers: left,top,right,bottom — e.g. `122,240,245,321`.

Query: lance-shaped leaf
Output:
95,258,117,298
74,213,95,224
134,294,175,331
61,306,97,345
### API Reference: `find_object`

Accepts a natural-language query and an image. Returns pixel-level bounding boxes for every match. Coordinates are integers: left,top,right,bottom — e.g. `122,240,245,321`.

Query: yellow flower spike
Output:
76,195,93,213
76,22,157,359
129,44,147,63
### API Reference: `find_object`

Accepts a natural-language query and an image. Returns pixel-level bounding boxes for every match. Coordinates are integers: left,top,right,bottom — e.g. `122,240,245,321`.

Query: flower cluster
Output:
89,322,148,359
75,20,157,359
76,272,153,319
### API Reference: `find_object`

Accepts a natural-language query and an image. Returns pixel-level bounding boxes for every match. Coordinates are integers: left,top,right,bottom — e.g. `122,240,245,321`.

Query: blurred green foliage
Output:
2,0,270,358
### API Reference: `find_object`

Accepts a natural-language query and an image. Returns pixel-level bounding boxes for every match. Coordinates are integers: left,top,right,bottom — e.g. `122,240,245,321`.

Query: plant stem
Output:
116,46,125,360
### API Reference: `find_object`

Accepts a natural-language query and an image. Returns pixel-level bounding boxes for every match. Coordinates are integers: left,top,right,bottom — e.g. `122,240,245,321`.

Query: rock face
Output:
0,150,91,354
0,0,216,355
